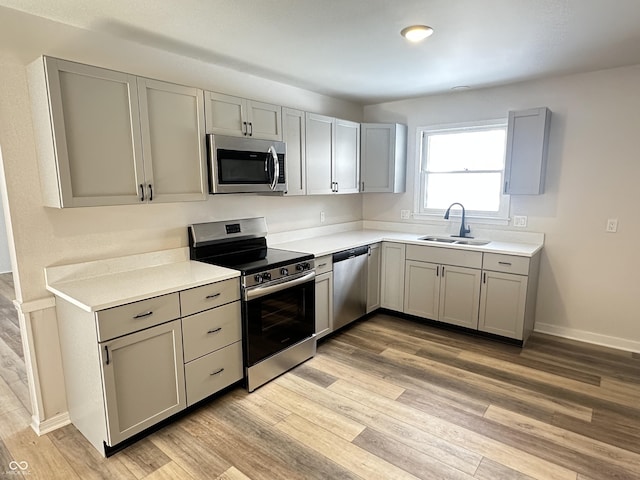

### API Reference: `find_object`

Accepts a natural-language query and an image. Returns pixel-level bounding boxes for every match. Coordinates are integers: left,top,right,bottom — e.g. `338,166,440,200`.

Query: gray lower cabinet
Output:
180,282,243,407
314,255,334,339
99,319,186,446
380,242,406,311
55,278,241,456
478,252,540,342
366,243,381,312
404,259,481,330
403,244,483,331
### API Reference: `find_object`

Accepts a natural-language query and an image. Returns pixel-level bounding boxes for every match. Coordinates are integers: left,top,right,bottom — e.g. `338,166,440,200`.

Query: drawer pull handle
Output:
498,261,512,266
105,346,110,365
133,311,153,319
207,327,222,334
317,263,327,267
206,293,221,300
210,368,225,376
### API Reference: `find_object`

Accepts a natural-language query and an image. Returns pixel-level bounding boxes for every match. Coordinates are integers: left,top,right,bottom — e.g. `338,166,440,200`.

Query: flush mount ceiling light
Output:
400,25,434,42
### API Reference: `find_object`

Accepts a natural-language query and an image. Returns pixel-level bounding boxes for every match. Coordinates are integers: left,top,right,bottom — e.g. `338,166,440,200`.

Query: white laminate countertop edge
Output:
46,260,239,313
272,229,543,258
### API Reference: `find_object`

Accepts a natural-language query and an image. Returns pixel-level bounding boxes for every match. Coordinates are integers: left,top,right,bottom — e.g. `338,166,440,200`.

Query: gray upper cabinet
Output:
137,78,207,203
504,107,552,195
360,123,407,193
282,108,306,196
28,56,207,207
305,113,360,195
204,91,282,141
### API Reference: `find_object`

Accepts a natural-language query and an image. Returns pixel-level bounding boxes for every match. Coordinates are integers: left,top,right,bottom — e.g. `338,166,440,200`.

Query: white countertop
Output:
45,249,239,312
273,229,543,258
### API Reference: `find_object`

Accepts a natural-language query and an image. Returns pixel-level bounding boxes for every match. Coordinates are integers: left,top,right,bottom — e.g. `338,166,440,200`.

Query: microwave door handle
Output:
268,145,279,190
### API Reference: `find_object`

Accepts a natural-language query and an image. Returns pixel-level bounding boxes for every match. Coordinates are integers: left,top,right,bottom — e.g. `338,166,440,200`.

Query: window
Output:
416,121,509,221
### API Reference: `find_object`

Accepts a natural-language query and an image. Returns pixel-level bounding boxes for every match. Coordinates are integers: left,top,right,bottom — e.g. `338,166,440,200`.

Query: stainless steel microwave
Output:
207,134,286,194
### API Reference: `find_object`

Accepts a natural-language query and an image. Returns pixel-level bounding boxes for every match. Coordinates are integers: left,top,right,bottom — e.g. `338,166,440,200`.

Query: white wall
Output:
0,8,363,424
363,65,640,351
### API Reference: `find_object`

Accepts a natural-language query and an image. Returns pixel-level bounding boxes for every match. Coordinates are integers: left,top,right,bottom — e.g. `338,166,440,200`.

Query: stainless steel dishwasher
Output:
333,245,368,330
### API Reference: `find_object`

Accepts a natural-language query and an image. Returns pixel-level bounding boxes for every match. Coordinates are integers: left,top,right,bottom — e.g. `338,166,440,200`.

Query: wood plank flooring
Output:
1,312,639,479
0,272,30,417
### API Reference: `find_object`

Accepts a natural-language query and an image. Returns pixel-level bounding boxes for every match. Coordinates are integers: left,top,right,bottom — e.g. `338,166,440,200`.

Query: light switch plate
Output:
400,210,411,220
606,218,618,233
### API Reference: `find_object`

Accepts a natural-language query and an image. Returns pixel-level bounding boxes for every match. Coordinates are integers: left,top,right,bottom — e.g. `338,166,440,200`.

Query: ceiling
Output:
2,0,640,104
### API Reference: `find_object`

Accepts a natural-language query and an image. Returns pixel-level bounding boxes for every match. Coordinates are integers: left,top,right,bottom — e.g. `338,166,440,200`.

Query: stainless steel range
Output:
188,217,315,392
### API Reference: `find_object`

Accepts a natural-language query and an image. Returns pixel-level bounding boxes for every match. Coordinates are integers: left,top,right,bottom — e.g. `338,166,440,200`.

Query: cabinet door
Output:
367,243,381,313
361,123,407,193
404,260,440,319
380,242,406,311
305,113,334,195
334,119,360,194
138,78,207,203
100,319,186,446
282,108,306,196
204,91,245,136
247,100,282,141
43,57,145,207
504,107,551,195
479,271,528,339
315,271,333,339
438,265,481,329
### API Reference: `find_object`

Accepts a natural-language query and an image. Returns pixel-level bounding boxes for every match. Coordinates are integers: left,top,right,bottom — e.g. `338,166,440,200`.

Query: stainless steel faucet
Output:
444,202,471,238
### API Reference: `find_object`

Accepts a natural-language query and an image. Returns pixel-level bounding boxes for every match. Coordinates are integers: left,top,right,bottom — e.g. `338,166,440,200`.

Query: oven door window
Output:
244,279,315,366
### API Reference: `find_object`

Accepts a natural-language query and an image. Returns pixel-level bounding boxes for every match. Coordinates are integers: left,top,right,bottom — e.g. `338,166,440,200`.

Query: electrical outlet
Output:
400,209,411,220
513,215,527,228
320,211,325,223
606,218,618,233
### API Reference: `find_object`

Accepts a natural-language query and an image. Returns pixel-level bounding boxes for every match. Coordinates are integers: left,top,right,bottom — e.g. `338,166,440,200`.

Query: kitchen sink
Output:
418,236,490,246
418,236,457,243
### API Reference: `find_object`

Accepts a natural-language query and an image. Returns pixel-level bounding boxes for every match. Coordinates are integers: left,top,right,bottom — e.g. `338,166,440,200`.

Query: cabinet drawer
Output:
182,301,241,362
405,245,482,269
180,278,240,317
483,253,530,275
96,293,180,342
315,255,333,275
185,341,243,406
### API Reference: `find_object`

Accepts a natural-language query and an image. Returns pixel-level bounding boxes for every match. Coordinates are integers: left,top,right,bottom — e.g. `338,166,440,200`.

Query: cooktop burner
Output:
188,218,313,277
213,247,313,275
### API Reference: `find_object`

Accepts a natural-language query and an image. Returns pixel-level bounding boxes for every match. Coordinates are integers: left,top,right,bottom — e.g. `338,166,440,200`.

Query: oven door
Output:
242,271,315,367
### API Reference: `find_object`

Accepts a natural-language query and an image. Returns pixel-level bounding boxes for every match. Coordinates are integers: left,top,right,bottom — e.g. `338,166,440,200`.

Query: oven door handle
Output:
244,271,315,301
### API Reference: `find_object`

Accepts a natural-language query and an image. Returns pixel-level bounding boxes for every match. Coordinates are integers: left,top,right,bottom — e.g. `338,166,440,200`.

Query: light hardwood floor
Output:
1,311,639,479
0,272,30,415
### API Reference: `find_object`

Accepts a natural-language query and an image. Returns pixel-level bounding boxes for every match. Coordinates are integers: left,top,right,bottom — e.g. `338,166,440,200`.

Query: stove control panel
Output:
242,259,315,289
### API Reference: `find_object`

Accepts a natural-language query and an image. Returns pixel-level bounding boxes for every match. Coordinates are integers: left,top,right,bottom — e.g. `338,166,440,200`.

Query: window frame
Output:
413,119,511,225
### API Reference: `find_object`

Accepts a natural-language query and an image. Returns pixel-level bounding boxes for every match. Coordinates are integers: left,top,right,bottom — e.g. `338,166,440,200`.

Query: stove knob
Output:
281,267,289,276
296,262,310,271
262,272,272,281
254,274,263,284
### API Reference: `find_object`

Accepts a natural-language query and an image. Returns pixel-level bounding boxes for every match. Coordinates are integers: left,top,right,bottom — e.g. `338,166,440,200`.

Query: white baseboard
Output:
534,323,640,354
31,411,70,436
